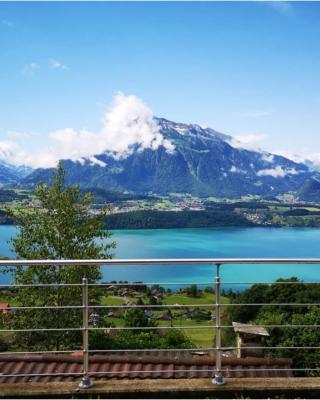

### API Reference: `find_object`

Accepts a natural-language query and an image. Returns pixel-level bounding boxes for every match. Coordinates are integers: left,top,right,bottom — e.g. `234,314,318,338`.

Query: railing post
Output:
79,276,93,389
212,263,226,385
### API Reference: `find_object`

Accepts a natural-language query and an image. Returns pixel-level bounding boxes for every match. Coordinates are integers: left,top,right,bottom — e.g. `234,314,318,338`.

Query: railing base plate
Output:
78,378,94,389
212,375,226,385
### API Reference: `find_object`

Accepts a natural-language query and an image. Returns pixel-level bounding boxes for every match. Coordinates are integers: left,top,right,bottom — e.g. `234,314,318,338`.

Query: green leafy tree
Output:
230,278,320,376
5,163,115,351
124,308,158,329
254,307,320,376
186,284,199,298
90,329,194,350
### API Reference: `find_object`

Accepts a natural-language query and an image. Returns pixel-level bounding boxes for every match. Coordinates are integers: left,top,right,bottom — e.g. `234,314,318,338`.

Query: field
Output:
99,291,230,348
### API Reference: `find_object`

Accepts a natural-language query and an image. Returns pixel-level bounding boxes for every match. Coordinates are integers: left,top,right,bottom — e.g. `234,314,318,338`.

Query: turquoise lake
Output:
1,225,320,289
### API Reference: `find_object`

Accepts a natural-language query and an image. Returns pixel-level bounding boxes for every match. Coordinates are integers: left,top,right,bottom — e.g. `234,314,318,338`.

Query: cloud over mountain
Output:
21,116,312,198
0,93,175,168
227,133,266,152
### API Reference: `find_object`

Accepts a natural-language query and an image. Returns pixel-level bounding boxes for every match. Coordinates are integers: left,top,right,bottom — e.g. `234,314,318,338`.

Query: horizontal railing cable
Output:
0,368,306,379
0,350,82,356
221,346,320,350
220,303,320,306
2,367,320,380
0,258,320,266
0,303,215,310
0,348,215,356
4,324,320,333
88,347,216,353
219,324,320,328
91,304,215,308
88,282,215,286
4,303,320,311
1,346,320,357
2,280,320,287
222,281,320,285
0,282,215,288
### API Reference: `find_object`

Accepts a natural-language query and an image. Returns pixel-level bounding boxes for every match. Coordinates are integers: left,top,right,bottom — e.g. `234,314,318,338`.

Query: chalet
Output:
191,309,212,321
107,311,122,318
176,309,192,319
232,322,269,358
119,288,129,296
132,291,144,298
106,284,117,291
156,311,173,321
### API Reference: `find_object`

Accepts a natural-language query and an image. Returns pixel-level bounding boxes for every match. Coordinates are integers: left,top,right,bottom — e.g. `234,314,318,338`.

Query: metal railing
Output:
1,258,320,388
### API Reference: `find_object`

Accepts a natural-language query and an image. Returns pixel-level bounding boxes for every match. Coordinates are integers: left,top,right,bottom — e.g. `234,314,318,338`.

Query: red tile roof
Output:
0,353,292,383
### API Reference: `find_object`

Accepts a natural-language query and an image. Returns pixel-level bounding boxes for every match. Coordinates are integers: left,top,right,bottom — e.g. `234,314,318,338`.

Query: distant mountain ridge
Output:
0,161,32,187
298,178,320,202
11,118,320,198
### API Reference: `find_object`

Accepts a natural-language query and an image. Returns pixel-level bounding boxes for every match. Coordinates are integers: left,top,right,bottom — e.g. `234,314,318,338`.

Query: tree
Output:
5,163,116,351
254,307,320,376
186,284,199,298
89,329,194,350
124,308,158,329
229,278,320,376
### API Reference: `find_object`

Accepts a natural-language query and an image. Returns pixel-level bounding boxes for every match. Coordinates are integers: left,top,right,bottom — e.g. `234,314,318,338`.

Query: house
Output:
191,309,212,321
132,291,144,298
107,311,122,318
151,289,163,298
119,288,129,296
106,284,117,291
156,311,173,321
232,322,269,358
176,309,192,319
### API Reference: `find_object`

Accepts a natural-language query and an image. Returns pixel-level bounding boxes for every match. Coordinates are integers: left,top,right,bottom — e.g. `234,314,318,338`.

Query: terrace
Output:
1,258,320,398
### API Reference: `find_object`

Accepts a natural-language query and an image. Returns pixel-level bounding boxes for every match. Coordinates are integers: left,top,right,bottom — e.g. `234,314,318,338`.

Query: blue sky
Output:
1,2,320,167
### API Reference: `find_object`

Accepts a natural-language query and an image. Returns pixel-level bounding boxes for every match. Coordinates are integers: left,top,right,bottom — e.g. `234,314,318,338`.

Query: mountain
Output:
20,118,315,198
0,161,33,187
298,178,320,202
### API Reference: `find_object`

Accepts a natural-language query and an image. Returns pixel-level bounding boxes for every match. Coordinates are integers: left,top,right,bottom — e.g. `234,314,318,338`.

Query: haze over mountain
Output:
17,117,317,199
298,178,320,202
0,161,32,187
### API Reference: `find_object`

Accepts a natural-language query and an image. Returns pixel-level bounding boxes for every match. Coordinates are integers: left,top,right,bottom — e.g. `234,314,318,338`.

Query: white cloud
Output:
0,93,175,168
273,150,303,163
305,154,320,169
100,92,175,157
0,141,20,161
21,63,39,76
274,149,320,170
48,58,68,71
228,133,266,152
88,156,106,167
257,166,299,178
